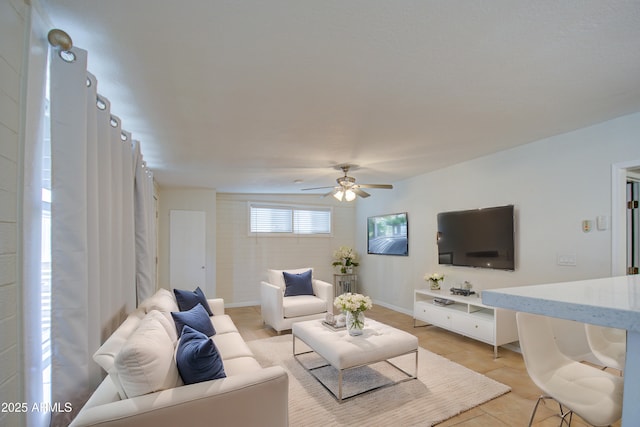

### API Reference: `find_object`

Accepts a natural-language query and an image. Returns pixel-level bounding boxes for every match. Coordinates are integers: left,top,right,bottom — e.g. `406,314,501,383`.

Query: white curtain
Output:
49,46,156,425
22,6,49,427
134,140,157,303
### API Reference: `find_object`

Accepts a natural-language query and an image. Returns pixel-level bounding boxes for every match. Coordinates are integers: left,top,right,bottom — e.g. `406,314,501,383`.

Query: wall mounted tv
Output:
437,205,515,270
367,212,408,256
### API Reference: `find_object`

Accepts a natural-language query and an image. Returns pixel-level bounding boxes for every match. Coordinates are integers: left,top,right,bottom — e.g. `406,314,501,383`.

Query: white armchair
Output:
260,268,333,333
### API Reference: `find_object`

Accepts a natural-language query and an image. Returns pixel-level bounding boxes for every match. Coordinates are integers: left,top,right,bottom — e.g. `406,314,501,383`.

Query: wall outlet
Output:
582,220,592,232
557,253,577,266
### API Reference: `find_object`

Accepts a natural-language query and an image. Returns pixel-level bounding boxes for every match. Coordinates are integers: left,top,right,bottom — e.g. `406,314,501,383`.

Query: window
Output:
249,203,332,235
294,208,332,234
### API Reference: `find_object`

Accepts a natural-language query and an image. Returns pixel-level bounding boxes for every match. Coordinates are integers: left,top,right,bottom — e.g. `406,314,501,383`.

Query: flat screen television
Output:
437,205,515,270
367,212,408,256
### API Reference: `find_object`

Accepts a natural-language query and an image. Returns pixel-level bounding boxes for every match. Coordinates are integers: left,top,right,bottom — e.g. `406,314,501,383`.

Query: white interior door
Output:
170,210,206,289
628,180,639,274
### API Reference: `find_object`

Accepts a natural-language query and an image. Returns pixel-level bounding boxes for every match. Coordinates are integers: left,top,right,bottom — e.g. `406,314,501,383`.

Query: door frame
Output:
611,159,640,275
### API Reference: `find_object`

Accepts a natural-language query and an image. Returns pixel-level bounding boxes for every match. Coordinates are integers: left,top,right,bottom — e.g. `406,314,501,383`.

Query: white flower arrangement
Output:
425,273,444,282
332,246,359,273
425,273,444,290
334,292,373,314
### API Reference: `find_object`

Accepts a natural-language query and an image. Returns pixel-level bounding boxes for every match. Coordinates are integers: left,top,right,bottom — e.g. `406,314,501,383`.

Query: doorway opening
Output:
627,172,640,274
612,160,640,275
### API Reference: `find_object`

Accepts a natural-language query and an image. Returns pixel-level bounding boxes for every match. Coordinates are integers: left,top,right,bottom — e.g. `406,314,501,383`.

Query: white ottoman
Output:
292,318,418,401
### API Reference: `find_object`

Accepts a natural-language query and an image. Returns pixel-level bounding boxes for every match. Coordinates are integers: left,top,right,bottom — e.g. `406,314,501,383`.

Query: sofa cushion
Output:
174,286,213,316
211,332,255,360
171,303,216,337
114,311,181,398
210,314,239,335
176,325,226,385
283,295,327,318
267,267,313,291
283,269,314,297
139,288,179,314
222,356,263,376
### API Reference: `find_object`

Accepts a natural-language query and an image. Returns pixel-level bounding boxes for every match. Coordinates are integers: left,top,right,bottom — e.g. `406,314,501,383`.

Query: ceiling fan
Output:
302,164,393,201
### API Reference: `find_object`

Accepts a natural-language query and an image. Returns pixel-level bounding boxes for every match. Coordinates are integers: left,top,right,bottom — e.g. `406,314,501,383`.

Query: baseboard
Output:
502,342,521,354
372,299,413,316
225,300,260,308
227,299,413,314
224,299,414,319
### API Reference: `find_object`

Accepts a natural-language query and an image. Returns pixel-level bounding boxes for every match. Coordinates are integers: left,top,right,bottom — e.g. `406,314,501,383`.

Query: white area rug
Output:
247,334,510,427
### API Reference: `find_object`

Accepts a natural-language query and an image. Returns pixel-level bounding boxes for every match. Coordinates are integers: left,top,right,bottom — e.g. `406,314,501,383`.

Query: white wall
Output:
0,1,28,426
356,112,640,314
216,193,356,305
157,188,217,298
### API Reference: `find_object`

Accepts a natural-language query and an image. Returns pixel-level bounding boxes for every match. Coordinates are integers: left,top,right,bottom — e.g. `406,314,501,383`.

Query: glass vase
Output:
346,311,365,336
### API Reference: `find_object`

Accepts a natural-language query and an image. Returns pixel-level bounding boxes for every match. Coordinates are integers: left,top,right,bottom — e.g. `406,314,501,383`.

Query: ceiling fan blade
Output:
358,184,393,189
352,187,370,198
322,189,337,198
301,186,336,191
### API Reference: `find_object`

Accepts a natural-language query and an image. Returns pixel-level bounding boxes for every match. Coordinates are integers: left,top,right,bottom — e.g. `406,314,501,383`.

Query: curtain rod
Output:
47,29,73,51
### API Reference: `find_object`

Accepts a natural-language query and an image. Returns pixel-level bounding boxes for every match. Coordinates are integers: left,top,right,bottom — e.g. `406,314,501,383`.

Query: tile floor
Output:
226,304,622,427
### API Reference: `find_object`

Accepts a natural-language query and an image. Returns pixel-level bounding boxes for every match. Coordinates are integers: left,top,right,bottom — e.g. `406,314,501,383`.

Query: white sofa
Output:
260,268,333,333
70,289,289,427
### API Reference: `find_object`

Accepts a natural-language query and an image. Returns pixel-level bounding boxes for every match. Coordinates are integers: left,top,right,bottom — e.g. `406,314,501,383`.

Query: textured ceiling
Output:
40,0,640,193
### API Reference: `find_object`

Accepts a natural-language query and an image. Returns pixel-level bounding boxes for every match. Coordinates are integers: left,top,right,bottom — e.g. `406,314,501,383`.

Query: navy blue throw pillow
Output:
174,287,213,316
176,325,226,385
283,269,314,297
171,303,216,337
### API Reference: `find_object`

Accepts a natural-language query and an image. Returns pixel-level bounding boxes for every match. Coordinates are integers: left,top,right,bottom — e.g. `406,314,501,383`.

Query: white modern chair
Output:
516,312,623,426
585,323,626,372
260,268,333,333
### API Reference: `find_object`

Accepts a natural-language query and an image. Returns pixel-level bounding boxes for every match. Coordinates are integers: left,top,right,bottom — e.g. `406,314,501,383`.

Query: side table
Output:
333,273,357,296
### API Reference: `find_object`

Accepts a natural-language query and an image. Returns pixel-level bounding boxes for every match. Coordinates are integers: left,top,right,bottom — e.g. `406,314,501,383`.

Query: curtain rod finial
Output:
48,29,73,51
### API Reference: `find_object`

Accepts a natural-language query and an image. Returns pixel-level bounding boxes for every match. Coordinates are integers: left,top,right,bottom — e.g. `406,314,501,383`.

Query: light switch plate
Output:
596,215,608,230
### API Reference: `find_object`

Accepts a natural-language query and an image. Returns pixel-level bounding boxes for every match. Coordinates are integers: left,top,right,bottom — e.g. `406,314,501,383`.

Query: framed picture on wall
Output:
367,212,408,256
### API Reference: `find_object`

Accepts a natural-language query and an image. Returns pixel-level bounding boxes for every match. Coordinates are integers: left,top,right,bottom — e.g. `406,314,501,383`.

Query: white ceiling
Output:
40,0,640,193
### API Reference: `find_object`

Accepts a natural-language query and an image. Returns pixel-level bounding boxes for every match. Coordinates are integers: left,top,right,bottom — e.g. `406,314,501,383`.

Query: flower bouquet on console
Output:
425,273,444,290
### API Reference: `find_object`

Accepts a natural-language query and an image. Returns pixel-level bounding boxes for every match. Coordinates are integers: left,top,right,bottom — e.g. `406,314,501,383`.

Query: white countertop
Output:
482,275,640,426
481,275,640,331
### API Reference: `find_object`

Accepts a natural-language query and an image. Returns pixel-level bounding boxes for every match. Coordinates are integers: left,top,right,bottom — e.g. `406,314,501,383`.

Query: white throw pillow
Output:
267,268,313,290
93,311,144,374
146,309,178,343
139,288,179,314
114,311,181,398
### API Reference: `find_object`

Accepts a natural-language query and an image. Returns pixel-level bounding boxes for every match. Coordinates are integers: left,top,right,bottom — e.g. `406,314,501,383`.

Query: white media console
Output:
414,288,518,358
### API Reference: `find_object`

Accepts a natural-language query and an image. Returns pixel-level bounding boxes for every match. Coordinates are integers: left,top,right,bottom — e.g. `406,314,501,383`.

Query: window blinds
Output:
250,204,331,235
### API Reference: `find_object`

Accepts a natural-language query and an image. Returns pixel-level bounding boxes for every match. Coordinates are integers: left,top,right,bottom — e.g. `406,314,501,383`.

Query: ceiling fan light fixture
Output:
301,163,393,200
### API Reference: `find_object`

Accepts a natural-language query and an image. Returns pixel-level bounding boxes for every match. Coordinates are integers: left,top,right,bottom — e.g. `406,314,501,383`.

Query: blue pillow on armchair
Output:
176,325,226,385
173,286,213,316
171,303,216,337
283,269,314,297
